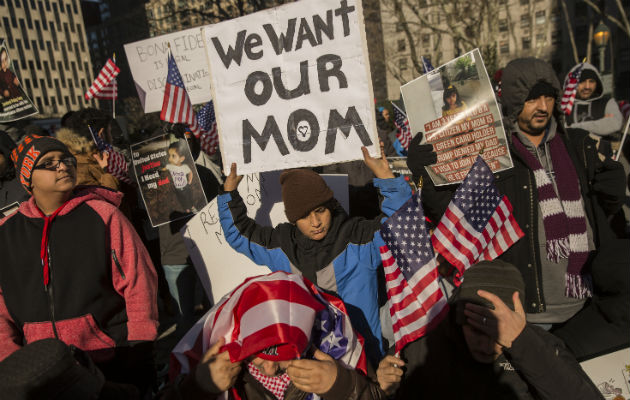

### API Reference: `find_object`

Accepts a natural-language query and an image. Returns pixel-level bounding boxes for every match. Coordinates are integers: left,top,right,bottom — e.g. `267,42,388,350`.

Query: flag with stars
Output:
392,103,412,150
561,63,584,116
197,101,219,156
171,272,367,393
160,52,202,137
379,191,449,353
87,125,133,185
431,156,524,285
421,56,434,73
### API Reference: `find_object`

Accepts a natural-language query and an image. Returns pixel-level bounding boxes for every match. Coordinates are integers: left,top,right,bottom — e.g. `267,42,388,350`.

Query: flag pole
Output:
112,53,116,120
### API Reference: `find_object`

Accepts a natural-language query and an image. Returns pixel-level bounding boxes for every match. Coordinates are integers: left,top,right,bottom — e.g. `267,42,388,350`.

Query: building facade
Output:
0,0,94,118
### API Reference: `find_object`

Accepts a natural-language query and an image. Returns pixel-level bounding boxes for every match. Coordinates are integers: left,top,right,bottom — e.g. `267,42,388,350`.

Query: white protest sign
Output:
580,347,630,398
124,27,211,113
202,0,379,175
182,172,349,304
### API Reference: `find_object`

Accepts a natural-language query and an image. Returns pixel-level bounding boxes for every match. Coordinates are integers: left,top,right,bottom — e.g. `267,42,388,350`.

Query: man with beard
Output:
406,58,628,359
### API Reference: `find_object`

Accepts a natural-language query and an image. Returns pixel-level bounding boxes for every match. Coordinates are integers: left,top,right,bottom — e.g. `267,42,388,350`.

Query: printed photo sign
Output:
0,40,38,122
202,0,379,175
401,49,513,186
182,172,349,303
131,135,208,227
124,28,212,113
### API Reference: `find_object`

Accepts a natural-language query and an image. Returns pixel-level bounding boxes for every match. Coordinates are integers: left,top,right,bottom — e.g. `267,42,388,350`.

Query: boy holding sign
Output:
218,143,411,364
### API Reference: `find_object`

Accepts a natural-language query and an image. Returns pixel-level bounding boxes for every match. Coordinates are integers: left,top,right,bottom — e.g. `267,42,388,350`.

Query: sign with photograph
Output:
131,135,208,227
0,41,38,122
181,172,349,303
202,0,379,175
124,28,212,113
401,49,513,186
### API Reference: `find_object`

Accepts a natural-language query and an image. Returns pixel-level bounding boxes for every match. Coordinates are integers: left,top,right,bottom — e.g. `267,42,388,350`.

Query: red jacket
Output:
0,186,158,361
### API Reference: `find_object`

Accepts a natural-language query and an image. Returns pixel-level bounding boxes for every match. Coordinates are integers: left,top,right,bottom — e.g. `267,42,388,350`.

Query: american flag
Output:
421,56,434,73
85,58,119,101
392,104,412,150
87,125,133,185
379,191,449,353
171,272,367,396
161,52,202,137
197,101,219,156
561,63,584,116
431,156,524,285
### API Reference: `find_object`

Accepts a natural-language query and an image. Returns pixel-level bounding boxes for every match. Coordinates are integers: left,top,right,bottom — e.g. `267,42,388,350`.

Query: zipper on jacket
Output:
112,250,125,280
527,172,544,313
44,245,59,339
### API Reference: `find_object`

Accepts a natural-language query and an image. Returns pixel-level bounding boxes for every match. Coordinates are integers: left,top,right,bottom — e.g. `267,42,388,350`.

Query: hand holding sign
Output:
362,142,395,179
224,163,244,192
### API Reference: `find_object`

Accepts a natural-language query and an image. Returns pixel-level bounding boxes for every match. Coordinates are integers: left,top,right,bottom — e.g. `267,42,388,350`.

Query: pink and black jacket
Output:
0,186,158,361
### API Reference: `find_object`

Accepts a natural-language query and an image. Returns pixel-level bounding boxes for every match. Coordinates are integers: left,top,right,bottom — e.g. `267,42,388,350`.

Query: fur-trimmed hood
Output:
55,127,95,155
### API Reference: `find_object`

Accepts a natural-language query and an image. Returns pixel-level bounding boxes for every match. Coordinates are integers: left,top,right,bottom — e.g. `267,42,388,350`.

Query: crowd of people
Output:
0,55,628,400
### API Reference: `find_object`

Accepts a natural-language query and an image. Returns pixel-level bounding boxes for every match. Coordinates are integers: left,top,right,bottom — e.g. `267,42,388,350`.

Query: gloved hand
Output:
591,156,625,214
406,132,437,178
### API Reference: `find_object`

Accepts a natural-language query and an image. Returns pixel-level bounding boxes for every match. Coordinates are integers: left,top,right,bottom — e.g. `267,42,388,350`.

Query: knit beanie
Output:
579,69,598,83
280,169,334,223
10,135,72,192
525,81,557,102
454,260,525,324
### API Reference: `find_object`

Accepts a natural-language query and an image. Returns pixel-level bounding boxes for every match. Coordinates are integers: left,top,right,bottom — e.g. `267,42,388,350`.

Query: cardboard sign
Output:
181,172,349,304
401,49,513,186
580,347,630,398
124,28,212,113
0,40,38,122
202,0,379,175
131,135,208,227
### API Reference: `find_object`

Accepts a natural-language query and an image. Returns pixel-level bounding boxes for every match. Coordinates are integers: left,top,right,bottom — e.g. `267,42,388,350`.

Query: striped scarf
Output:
512,134,592,298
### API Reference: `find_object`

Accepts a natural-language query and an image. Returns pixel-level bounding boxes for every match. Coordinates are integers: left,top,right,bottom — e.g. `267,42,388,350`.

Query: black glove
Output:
591,157,625,214
406,132,437,178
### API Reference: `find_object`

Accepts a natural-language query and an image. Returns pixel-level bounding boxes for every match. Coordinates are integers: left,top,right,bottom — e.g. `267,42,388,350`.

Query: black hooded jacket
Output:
0,131,28,210
410,58,625,314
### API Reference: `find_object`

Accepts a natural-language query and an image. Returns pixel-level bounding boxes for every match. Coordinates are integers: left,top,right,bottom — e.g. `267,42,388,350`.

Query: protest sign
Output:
401,49,513,186
202,0,379,175
0,40,38,122
124,28,212,113
131,135,208,227
181,172,349,303
580,347,630,398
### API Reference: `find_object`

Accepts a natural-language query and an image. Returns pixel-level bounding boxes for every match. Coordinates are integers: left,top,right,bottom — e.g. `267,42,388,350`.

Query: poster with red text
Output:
401,49,513,186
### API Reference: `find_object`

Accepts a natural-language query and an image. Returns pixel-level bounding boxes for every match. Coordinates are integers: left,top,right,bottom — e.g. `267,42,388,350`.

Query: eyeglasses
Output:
33,157,77,171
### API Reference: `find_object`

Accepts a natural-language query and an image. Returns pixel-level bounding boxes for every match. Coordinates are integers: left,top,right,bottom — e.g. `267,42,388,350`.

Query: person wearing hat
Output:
376,260,603,400
405,57,627,359
218,143,412,365
164,271,387,400
564,62,623,141
0,130,28,212
0,134,158,395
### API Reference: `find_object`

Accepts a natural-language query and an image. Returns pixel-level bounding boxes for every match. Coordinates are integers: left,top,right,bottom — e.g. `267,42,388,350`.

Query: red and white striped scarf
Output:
512,134,592,298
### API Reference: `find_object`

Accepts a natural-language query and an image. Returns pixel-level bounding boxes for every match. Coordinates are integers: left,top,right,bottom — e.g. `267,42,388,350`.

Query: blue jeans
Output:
162,264,196,336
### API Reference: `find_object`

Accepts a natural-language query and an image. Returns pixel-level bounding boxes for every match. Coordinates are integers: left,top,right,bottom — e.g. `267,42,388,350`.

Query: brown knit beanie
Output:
280,169,334,223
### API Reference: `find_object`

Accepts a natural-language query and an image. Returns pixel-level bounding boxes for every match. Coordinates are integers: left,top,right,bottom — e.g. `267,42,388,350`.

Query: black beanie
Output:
579,69,598,83
280,169,334,223
454,260,525,324
525,81,557,102
10,134,73,192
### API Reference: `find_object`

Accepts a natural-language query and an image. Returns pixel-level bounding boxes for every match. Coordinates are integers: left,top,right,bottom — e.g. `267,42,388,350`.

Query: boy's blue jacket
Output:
218,176,412,359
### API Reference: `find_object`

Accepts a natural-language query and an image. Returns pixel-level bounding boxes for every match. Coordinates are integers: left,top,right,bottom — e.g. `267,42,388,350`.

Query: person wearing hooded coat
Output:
405,57,628,359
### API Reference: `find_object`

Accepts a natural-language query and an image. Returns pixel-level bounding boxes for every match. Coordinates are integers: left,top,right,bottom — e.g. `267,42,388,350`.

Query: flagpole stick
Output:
615,117,629,162
112,53,116,120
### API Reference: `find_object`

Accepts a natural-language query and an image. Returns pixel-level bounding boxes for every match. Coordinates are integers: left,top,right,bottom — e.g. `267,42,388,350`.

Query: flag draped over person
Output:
160,51,202,137
561,62,584,116
392,104,412,150
431,156,524,285
85,58,119,100
196,101,219,156
171,271,367,398
379,191,448,353
88,125,133,185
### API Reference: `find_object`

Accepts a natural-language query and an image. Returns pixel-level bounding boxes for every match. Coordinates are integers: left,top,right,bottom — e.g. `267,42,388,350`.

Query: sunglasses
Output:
33,157,77,171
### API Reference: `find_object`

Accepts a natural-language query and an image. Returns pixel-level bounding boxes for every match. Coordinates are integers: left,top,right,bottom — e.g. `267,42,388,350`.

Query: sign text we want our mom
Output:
204,0,379,174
